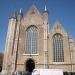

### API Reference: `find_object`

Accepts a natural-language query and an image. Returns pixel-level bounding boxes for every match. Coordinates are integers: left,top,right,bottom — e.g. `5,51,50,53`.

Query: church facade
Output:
2,5,75,73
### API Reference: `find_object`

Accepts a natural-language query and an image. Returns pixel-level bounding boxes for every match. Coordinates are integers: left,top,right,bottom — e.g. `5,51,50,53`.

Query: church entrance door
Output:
25,58,35,72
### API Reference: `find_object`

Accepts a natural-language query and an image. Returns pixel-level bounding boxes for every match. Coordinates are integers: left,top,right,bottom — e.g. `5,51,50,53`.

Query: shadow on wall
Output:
0,66,2,72
0,53,3,72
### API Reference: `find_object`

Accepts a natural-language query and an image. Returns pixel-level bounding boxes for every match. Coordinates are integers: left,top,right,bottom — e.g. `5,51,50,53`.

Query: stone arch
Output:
25,58,35,72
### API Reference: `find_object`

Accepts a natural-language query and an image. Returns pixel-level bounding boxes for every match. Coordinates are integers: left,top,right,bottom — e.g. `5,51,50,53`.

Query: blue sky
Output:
0,0,75,53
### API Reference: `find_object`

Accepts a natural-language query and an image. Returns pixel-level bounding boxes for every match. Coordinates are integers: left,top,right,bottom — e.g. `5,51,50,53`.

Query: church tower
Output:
2,11,17,73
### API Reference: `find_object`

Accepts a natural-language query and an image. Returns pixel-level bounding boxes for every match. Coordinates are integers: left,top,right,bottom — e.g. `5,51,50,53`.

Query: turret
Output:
8,11,17,27
10,11,17,19
11,9,23,72
2,11,17,74
9,11,17,27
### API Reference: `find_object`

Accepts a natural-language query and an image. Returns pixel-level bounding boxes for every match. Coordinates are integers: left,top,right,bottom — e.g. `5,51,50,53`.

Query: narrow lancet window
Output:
53,33,64,62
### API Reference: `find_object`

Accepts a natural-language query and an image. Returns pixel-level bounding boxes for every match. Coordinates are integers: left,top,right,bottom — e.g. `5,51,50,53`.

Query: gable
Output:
50,21,68,36
22,5,43,26
26,4,42,17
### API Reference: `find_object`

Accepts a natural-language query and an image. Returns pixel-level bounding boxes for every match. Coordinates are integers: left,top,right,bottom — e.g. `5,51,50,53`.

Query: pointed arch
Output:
25,58,35,72
53,33,64,62
25,25,38,54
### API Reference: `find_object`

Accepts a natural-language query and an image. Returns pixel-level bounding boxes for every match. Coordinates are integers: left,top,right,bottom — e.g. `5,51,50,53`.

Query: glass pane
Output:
25,26,38,54
53,34,64,62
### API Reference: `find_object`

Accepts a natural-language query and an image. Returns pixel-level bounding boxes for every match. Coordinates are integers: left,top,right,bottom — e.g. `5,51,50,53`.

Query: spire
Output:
10,11,17,19
43,4,48,21
44,0,48,12
18,8,23,16
19,8,22,14
44,5,48,13
17,8,23,21
45,5,47,11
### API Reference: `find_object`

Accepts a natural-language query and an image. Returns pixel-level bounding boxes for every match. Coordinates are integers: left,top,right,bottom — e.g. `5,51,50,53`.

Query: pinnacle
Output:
19,8,22,14
55,21,61,29
10,11,17,19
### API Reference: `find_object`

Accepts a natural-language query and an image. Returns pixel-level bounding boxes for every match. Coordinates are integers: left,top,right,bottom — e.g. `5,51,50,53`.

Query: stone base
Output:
1,70,8,75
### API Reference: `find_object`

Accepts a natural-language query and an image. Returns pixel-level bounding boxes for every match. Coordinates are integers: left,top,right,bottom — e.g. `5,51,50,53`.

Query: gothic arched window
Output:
53,33,64,62
25,26,38,54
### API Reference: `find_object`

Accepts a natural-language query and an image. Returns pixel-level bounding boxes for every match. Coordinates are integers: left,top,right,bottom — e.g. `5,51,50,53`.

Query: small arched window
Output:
53,33,64,62
25,26,38,54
